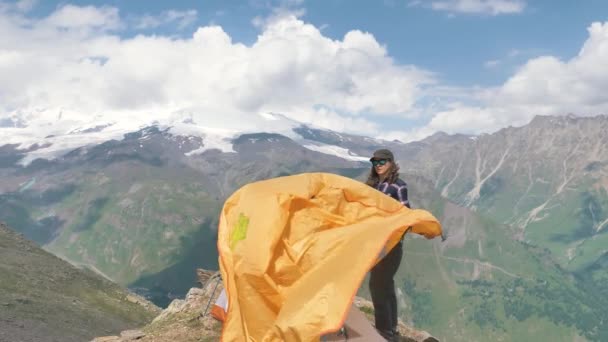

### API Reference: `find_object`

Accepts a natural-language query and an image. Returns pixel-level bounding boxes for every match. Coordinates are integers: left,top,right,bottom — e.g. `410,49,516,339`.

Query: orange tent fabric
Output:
216,172,442,341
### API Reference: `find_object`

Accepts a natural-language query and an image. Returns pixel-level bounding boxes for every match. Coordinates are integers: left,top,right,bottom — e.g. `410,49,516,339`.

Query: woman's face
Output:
372,158,391,176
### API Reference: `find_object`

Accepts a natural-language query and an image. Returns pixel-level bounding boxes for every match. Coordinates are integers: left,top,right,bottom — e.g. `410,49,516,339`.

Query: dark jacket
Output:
375,178,410,208
375,178,410,246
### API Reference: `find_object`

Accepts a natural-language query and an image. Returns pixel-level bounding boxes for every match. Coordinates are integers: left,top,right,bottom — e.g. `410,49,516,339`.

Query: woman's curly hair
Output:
365,160,400,187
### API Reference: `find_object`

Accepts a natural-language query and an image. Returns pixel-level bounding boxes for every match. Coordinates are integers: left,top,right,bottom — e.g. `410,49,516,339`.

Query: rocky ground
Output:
92,269,439,342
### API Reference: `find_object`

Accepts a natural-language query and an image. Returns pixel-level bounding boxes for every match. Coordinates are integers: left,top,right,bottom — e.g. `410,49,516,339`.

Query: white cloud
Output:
419,21,608,136
42,4,122,31
412,0,526,15
251,1,307,29
134,9,198,30
0,4,435,143
482,48,544,70
3,2,606,149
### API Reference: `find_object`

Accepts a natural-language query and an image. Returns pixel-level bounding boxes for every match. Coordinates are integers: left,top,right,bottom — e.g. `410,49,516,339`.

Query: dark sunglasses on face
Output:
371,159,388,166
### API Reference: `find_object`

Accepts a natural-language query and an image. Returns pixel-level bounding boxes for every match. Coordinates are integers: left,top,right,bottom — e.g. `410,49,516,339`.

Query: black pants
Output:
369,240,403,340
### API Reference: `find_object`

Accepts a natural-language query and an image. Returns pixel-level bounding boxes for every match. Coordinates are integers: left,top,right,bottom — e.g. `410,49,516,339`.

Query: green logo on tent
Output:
230,213,249,250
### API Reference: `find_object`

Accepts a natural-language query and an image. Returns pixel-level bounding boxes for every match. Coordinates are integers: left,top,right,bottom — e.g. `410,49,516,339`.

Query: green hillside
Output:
0,222,159,342
354,174,607,342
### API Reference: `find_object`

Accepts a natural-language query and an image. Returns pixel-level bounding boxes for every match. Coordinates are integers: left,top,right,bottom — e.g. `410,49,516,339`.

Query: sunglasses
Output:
371,159,389,166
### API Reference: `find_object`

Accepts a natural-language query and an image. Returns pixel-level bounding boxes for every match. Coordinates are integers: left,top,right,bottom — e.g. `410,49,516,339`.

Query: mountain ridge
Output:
2,113,608,341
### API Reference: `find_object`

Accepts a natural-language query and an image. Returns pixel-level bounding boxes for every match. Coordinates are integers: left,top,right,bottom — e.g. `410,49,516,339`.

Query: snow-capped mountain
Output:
0,107,374,166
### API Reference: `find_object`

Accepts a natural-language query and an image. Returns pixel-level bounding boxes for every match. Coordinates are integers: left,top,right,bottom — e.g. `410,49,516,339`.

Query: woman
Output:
365,148,410,341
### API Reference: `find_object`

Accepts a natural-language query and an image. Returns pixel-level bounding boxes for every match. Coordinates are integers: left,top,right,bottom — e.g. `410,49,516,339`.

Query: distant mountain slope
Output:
395,115,608,272
355,173,607,342
0,126,366,307
0,222,159,342
1,114,608,341
297,114,608,294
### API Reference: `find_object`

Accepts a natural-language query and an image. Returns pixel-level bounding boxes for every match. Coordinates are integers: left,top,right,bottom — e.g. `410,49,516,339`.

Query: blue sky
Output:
28,0,607,87
2,0,608,142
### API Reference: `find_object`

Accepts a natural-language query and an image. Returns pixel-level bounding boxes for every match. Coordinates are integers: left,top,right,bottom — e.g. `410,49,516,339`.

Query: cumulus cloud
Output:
410,0,526,16
0,4,435,138
2,2,606,146
418,21,608,136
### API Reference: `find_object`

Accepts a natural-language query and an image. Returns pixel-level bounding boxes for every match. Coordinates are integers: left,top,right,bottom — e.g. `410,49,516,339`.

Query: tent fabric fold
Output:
217,172,442,341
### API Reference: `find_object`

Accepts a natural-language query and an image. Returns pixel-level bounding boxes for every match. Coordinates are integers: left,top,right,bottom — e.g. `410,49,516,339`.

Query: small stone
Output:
126,295,139,304
119,329,146,340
